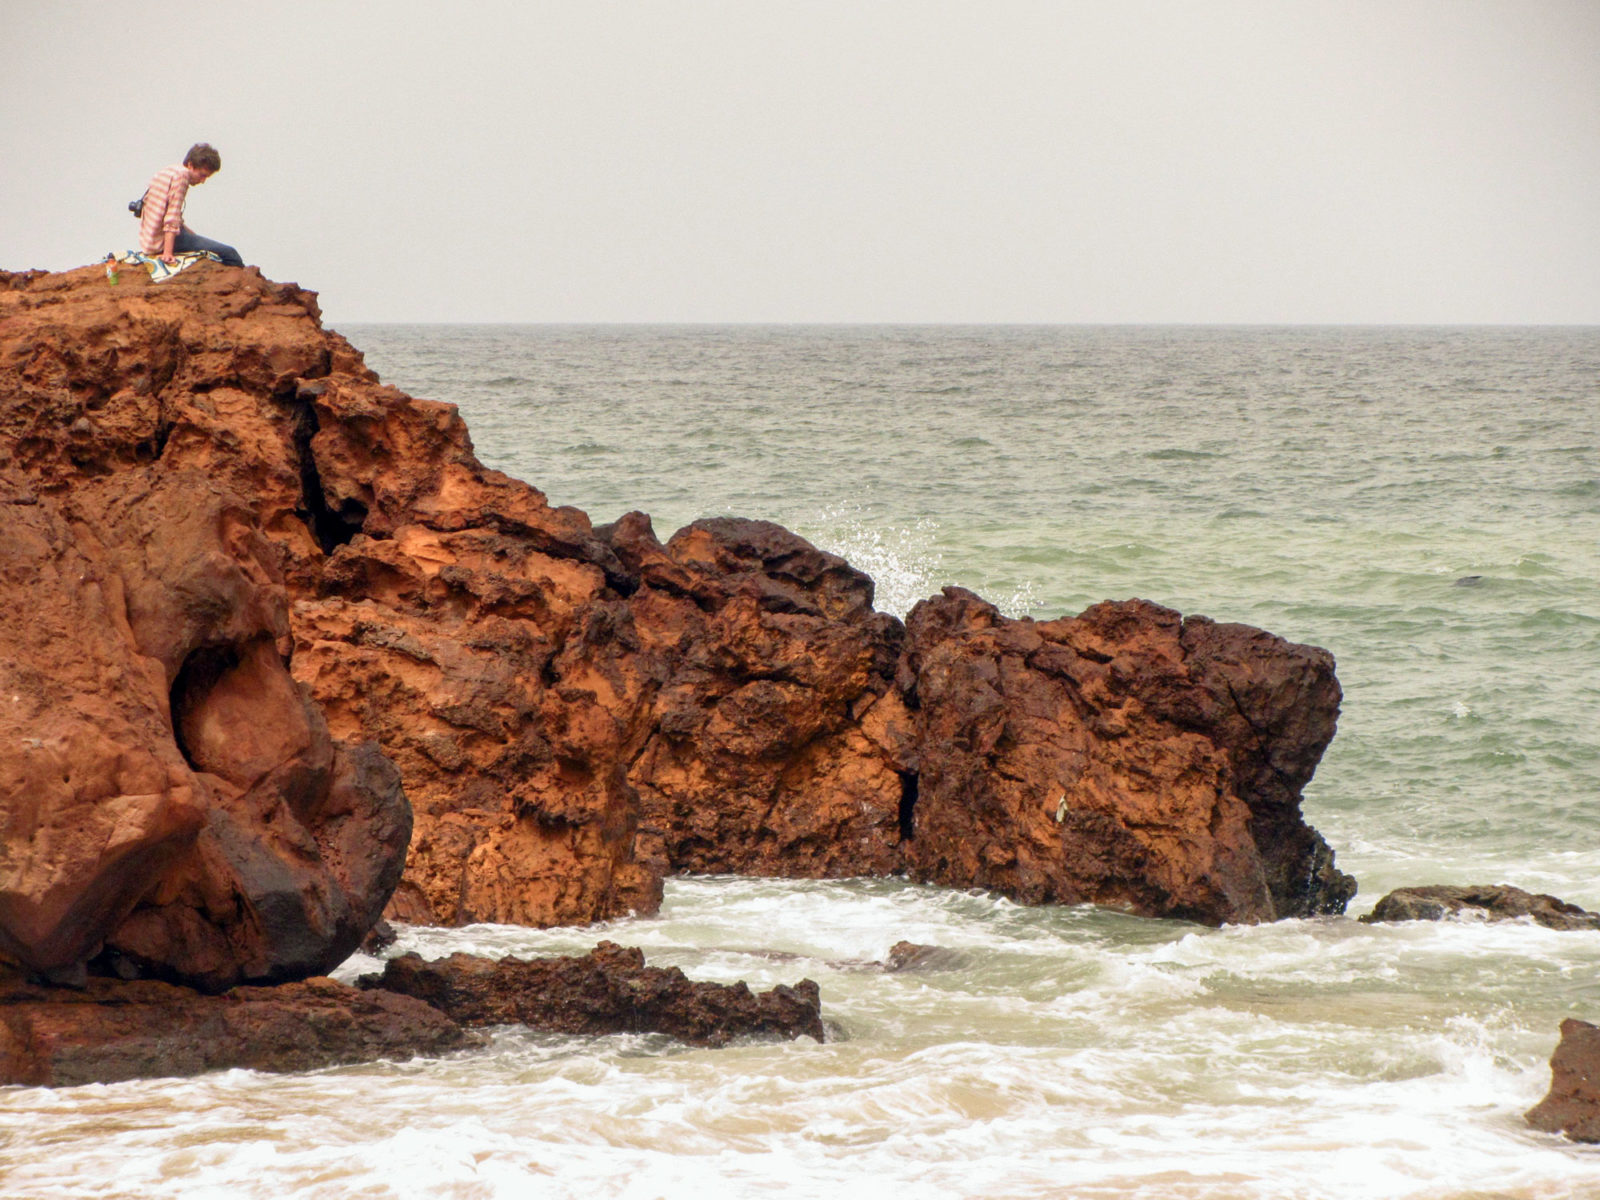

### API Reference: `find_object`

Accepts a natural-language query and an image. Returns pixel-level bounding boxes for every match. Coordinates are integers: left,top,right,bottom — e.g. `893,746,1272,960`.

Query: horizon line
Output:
332,318,1600,330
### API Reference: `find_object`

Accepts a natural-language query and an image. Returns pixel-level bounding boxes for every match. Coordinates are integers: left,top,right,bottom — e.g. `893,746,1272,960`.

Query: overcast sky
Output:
4,0,1597,324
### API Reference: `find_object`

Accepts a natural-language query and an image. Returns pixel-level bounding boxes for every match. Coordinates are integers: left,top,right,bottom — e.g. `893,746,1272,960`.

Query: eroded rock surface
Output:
362,942,825,1046
1526,1019,1600,1143
1,266,410,987
1361,885,1600,931
2,262,1354,971
0,969,473,1087
615,514,910,882
0,481,203,979
897,589,1354,923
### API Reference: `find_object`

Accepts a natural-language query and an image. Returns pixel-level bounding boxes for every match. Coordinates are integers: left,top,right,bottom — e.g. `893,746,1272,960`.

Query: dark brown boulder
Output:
895,589,1354,924
362,941,825,1047
0,969,474,1087
97,737,412,991
1361,885,1600,931
1526,1019,1600,1142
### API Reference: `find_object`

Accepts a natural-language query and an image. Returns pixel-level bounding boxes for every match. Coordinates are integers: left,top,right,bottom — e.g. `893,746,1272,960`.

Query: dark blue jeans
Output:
173,230,244,267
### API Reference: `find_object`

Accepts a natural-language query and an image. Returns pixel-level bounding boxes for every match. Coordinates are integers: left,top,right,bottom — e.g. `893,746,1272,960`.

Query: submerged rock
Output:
0,970,474,1087
1360,885,1600,931
360,918,399,954
360,941,825,1047
883,941,967,972
1526,1019,1600,1143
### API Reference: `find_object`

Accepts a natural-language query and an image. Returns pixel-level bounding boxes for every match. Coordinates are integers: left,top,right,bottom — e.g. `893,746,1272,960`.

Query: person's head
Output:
183,142,221,184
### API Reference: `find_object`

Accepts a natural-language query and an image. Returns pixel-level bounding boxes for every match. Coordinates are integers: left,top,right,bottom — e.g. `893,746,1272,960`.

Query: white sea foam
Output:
88,879,1560,1199
8,884,1600,1199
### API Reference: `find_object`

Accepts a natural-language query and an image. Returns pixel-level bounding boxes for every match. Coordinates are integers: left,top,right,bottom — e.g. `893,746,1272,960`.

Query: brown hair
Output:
183,143,222,173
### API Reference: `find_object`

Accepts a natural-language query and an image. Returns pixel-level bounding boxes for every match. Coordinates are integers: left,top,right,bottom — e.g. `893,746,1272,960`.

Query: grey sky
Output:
4,0,1597,325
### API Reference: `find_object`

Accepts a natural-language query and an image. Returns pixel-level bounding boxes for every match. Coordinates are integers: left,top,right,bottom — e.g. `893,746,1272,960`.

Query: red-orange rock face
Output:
0,484,203,977
1,267,409,987
1,261,1355,988
284,384,658,929
613,514,911,882
898,589,1353,922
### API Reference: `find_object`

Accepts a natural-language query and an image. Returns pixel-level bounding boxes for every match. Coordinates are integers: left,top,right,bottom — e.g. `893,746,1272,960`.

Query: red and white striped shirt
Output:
138,165,190,255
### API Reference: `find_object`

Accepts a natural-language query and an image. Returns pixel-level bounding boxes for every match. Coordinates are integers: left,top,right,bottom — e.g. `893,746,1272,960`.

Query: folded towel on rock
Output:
105,249,221,283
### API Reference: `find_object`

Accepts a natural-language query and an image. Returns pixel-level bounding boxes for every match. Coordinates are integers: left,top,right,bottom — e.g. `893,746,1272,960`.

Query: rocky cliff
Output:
0,262,1353,987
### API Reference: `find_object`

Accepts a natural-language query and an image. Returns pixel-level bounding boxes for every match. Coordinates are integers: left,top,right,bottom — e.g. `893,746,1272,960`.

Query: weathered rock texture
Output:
362,942,825,1046
896,589,1354,922
613,513,909,884
0,968,473,1087
1,266,410,989
1361,885,1600,931
1526,1019,1600,1143
1,262,1354,985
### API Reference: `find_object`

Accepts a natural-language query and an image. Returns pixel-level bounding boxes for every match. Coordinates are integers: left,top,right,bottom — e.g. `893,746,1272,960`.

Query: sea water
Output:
3,326,1596,1199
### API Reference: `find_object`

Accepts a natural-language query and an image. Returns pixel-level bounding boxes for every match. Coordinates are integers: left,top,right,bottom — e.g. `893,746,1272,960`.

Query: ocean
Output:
4,325,1596,1198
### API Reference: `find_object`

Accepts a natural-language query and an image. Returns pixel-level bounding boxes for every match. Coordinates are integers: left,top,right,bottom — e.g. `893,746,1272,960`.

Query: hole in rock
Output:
169,642,242,773
286,388,366,553
897,771,919,842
